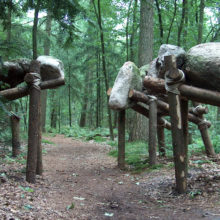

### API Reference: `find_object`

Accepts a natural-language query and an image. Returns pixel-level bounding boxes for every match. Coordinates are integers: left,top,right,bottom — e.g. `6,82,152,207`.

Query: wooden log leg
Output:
25,61,41,183
157,125,166,157
181,99,189,176
36,98,43,175
149,99,157,166
11,115,21,157
118,110,125,169
198,123,215,157
168,93,187,193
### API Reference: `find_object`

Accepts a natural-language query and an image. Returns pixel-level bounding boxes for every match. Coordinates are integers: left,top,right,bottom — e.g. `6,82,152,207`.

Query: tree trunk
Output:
93,0,114,140
198,0,205,44
32,0,41,60
155,0,163,44
177,0,187,46
41,11,52,132
166,0,177,44
79,71,90,127
6,0,12,60
129,0,138,62
125,0,133,61
50,90,57,129
96,52,101,128
130,0,153,141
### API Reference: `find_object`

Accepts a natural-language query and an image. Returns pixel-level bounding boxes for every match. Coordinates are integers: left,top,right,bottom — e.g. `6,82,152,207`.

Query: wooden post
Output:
181,99,189,175
198,122,215,157
11,113,21,157
36,101,43,175
149,97,157,166
118,110,125,169
157,125,166,157
165,55,187,193
25,60,41,183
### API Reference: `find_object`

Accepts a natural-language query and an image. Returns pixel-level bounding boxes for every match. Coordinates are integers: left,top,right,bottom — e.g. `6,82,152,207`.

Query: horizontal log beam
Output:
144,76,220,107
129,89,211,127
131,103,171,130
0,78,65,101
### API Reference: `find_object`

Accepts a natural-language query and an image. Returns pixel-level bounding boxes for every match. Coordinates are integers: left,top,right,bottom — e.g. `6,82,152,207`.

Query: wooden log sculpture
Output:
0,56,65,183
109,42,220,194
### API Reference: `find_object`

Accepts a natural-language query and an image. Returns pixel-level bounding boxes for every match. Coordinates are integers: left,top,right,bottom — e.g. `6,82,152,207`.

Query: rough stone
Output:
109,61,142,110
148,44,186,78
184,42,220,91
37,56,64,81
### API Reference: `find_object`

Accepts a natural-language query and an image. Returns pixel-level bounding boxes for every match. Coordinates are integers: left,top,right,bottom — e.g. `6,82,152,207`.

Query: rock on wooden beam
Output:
144,76,220,107
109,62,142,110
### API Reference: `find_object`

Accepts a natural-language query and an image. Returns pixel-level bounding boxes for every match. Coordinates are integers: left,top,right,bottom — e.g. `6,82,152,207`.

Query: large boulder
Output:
109,62,142,110
184,42,220,91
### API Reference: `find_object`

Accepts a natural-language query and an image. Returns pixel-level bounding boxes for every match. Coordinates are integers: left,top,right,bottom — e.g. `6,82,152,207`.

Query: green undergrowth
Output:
57,125,118,142
0,148,27,166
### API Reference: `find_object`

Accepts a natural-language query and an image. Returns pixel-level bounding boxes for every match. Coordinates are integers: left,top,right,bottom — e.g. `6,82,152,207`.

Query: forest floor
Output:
0,134,220,220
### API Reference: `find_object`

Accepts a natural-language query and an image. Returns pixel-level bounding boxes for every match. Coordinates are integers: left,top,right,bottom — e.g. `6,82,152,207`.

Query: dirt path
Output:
1,134,220,219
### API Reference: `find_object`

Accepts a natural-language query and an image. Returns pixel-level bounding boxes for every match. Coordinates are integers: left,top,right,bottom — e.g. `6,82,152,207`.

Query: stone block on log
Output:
184,42,220,91
148,44,186,78
109,62,142,110
37,56,64,81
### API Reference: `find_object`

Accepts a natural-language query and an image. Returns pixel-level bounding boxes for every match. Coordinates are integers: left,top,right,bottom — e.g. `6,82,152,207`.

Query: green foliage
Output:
66,202,75,210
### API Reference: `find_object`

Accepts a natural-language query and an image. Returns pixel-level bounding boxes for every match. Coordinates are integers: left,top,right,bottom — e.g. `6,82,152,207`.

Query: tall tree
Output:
32,0,41,60
198,0,205,44
129,0,154,141
92,0,114,140
41,12,52,132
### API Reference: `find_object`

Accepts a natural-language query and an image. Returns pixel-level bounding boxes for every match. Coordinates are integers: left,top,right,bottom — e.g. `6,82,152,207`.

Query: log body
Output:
109,62,142,110
184,42,220,91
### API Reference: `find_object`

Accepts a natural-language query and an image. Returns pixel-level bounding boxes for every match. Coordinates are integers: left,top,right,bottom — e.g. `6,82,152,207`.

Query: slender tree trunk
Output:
126,0,133,61
129,0,138,62
68,62,72,127
177,0,187,46
198,0,205,44
41,12,52,132
6,0,12,60
183,0,188,48
79,71,90,127
96,52,101,128
155,0,163,44
93,0,114,140
32,0,41,60
50,90,57,129
166,0,177,44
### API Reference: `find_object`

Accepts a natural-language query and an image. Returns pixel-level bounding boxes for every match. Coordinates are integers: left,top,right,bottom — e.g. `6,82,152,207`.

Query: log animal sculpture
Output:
0,56,65,183
109,42,220,193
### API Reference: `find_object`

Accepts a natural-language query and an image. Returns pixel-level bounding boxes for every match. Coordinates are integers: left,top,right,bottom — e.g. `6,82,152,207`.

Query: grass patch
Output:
42,139,54,145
